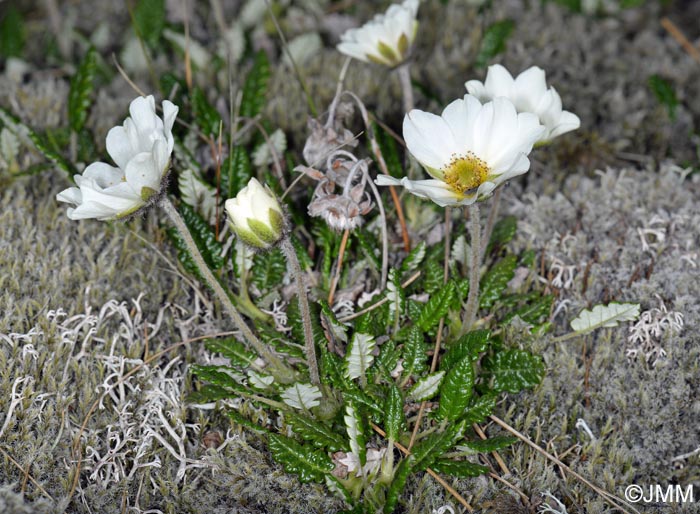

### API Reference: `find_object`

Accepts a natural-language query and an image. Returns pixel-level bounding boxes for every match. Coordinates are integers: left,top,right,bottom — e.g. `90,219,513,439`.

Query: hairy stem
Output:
462,203,481,333
397,63,414,113
480,187,502,262
281,237,321,385
161,197,295,381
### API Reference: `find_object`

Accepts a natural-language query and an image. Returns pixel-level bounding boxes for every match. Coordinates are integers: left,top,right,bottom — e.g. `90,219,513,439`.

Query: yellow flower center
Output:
442,152,490,194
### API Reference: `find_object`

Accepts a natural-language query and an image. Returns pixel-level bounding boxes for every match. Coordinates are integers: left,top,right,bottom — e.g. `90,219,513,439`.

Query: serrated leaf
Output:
482,349,545,393
191,87,222,137
441,330,491,371
222,145,253,200
402,326,428,378
287,299,326,360
408,371,445,401
286,412,347,451
504,294,554,325
354,229,381,271
344,333,376,382
0,7,24,58
133,0,165,47
248,370,274,389
269,434,334,483
422,244,445,294
251,247,286,291
417,281,456,332
68,47,98,132
487,216,517,252
319,299,348,345
281,383,322,410
344,402,366,466
178,168,218,224
480,254,517,309
461,392,496,425
384,456,414,514
205,337,256,367
227,409,270,434
431,459,489,478
400,241,427,277
475,19,515,69
437,356,475,422
648,75,678,120
187,384,234,403
240,50,270,119
341,384,384,420
190,365,247,395
457,436,517,453
411,421,465,472
386,269,405,330
172,202,224,271
570,302,641,334
384,384,405,442
451,235,470,266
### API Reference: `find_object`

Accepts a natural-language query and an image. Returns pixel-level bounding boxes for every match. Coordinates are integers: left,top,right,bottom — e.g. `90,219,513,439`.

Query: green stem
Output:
281,237,321,386
161,197,295,382
462,203,482,333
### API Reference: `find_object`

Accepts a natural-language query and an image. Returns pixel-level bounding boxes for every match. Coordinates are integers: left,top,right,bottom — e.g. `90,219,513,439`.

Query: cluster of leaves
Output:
189,203,551,512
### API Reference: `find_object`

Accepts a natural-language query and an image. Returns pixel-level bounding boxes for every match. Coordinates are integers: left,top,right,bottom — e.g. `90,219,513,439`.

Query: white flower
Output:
337,0,419,67
225,178,285,249
57,95,178,220
465,64,580,143
376,95,544,207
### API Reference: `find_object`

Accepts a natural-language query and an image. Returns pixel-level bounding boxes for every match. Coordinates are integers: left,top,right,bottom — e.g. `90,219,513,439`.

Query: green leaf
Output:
286,412,347,451
354,228,381,271
240,50,271,119
342,383,384,420
400,241,427,277
482,349,545,393
417,281,456,332
384,384,405,442
187,384,235,403
269,433,334,483
384,456,414,514
251,247,286,291
0,7,24,58
441,330,491,371
133,0,165,47
648,74,678,120
222,145,253,200
475,19,515,69
480,254,517,309
205,337,256,367
319,299,348,345
431,459,489,478
68,47,98,132
171,202,224,272
461,393,497,425
228,409,270,434
373,338,401,378
190,365,247,395
487,216,517,253
344,402,367,466
437,356,475,422
386,268,406,325
408,371,445,402
191,86,222,137
422,244,445,294
345,332,376,382
504,294,554,325
0,107,75,175
402,326,428,378
281,383,323,410
411,421,465,471
570,302,641,334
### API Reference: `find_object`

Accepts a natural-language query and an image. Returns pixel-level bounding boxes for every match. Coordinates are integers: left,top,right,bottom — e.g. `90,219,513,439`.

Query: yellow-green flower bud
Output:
225,178,285,250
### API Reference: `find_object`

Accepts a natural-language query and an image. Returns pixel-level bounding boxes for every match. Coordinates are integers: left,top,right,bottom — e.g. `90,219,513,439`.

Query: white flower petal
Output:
547,110,581,140
513,66,547,112
376,176,473,207
483,64,514,98
403,110,456,171
82,162,124,188
105,126,133,170
124,152,160,195
129,95,157,134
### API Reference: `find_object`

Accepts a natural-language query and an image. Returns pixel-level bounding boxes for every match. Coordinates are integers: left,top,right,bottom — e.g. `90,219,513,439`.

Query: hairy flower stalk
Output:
161,197,295,382
462,203,481,333
225,178,320,386
281,237,321,386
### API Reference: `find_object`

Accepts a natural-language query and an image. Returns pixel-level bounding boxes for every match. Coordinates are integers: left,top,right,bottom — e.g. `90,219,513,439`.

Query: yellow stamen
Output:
442,152,489,194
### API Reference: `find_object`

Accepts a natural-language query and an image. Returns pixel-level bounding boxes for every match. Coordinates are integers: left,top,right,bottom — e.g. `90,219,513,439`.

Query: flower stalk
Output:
281,237,321,386
161,197,296,382
462,203,481,333
397,63,414,113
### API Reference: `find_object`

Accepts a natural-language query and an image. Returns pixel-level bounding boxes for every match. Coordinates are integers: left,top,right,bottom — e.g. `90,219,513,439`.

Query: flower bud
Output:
225,178,285,250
